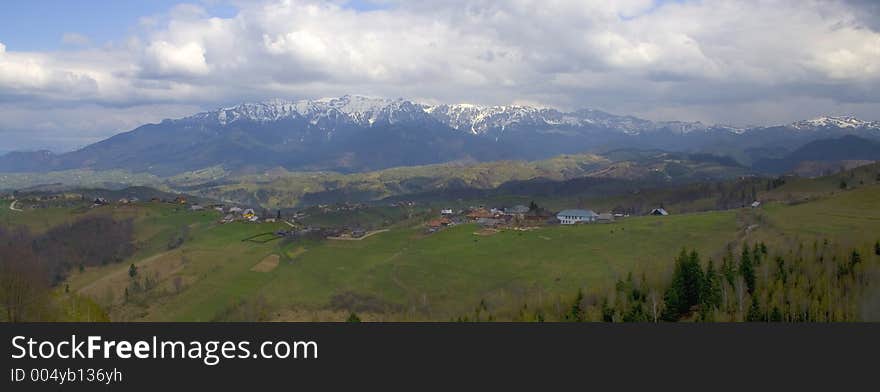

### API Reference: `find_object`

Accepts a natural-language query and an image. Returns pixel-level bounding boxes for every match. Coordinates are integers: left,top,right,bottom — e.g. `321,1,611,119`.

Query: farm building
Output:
440,208,454,215
427,217,452,229
650,208,669,216
467,209,494,220
556,209,599,225
751,201,761,208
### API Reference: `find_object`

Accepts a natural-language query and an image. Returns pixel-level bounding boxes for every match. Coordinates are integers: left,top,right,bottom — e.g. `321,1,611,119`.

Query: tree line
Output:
0,215,135,322
461,238,880,322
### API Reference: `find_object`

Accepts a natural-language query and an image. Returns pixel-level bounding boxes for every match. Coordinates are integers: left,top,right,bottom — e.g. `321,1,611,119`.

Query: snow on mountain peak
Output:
192,96,877,137
791,116,879,130
205,95,428,126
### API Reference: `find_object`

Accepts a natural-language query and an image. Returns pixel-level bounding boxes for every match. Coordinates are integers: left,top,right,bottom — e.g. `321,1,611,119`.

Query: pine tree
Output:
528,201,538,212
702,259,722,310
770,307,783,322
662,249,704,320
739,244,756,294
128,264,138,278
346,312,361,322
746,296,762,322
875,240,880,256
569,289,585,322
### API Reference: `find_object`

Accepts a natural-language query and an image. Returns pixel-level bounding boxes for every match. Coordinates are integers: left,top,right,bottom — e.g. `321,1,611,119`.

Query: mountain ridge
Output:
2,95,879,176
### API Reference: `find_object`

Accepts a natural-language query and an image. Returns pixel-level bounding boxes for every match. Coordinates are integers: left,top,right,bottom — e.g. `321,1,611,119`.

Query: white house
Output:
556,209,599,224
440,208,454,215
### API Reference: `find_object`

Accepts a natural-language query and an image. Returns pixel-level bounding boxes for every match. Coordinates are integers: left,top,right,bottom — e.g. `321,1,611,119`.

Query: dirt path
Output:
327,229,390,241
9,200,22,212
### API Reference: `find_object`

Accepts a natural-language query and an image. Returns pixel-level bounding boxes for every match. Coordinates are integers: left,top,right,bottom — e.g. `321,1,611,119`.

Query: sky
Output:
0,0,879,152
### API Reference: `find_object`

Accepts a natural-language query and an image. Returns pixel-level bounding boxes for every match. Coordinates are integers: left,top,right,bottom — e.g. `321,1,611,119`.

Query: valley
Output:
3,163,879,322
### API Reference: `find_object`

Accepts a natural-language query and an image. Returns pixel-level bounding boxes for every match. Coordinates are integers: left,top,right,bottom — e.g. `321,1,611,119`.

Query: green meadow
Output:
5,168,880,321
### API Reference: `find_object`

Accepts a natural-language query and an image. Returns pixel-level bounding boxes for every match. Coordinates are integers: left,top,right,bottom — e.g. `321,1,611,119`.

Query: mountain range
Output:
2,95,879,176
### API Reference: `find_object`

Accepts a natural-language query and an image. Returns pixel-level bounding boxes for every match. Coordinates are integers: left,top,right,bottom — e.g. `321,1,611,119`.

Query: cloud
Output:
143,40,211,76
1,0,880,151
61,32,91,46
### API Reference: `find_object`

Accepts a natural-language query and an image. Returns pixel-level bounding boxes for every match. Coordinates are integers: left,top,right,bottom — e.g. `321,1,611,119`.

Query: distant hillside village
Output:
422,202,682,234
3,187,769,242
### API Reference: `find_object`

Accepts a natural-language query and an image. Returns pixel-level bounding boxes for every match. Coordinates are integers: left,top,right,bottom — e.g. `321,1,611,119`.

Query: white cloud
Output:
1,0,880,150
144,40,211,76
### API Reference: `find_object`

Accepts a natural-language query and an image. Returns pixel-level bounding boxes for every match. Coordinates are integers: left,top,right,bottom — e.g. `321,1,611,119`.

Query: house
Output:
190,205,205,211
440,208,454,216
214,206,225,212
242,209,256,220
117,198,130,204
597,213,615,222
427,217,452,229
174,196,187,205
650,208,669,216
93,197,108,205
229,206,243,214
751,201,761,208
556,209,599,225
264,218,276,223
467,209,493,220
221,214,235,223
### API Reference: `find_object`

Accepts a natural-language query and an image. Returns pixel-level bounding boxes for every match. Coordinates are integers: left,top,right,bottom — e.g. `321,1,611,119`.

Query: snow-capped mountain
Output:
186,95,725,136
188,95,432,127
2,95,879,176
790,116,880,131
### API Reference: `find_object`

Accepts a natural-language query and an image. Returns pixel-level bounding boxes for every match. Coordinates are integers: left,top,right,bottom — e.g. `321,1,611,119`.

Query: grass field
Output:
7,174,880,321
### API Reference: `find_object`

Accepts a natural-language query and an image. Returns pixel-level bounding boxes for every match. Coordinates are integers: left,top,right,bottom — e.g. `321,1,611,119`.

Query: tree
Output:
568,289,585,322
346,312,361,322
128,264,138,279
840,180,847,189
702,259,722,311
662,249,705,320
739,244,756,294
528,201,539,212
875,240,880,256
0,227,50,322
746,296,763,322
276,210,282,220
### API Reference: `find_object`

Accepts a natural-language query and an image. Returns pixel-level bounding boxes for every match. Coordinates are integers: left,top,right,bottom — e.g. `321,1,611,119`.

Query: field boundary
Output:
242,232,282,243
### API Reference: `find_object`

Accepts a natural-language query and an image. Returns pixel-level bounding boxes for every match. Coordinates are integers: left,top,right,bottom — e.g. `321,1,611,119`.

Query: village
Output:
422,202,675,234
4,188,765,244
